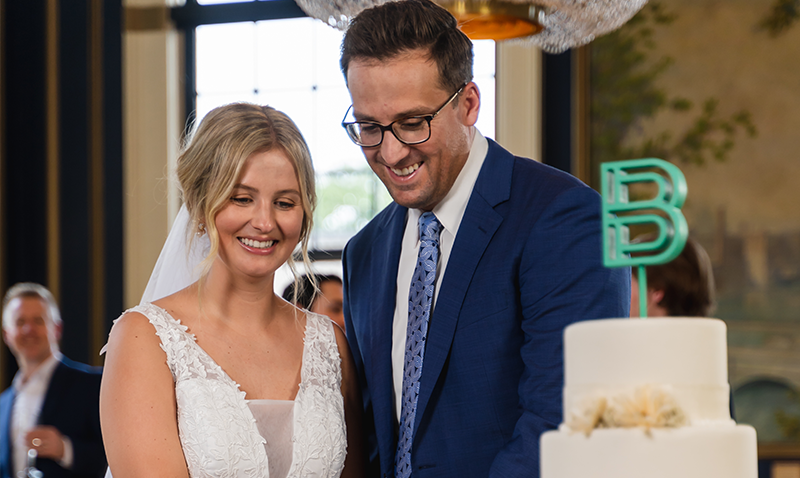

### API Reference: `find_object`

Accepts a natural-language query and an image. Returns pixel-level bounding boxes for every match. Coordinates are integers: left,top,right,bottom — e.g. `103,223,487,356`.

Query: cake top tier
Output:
565,318,728,386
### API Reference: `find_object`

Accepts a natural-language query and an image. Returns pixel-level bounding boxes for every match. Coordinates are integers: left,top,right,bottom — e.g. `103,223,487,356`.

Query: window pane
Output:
256,19,314,91
473,39,495,140
311,86,366,173
313,22,349,86
196,23,256,95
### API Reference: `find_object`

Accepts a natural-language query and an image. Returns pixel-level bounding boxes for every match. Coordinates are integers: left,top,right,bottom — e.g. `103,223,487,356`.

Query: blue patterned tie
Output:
396,212,441,478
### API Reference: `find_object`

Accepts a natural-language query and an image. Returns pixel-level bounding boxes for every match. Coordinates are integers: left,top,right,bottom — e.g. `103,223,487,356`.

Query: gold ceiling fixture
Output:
436,0,545,41
294,0,648,53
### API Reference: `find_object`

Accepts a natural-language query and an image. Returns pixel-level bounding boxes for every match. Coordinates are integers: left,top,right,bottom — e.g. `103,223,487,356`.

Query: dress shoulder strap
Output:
299,312,343,393
127,303,210,383
100,302,188,357
287,312,347,477
130,303,191,348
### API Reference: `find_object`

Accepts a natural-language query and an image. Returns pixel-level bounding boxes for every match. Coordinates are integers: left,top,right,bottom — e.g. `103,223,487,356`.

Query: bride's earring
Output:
197,223,206,236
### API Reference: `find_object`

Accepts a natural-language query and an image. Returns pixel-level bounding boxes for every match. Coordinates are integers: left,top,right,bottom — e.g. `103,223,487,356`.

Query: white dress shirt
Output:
391,129,489,421
11,354,73,476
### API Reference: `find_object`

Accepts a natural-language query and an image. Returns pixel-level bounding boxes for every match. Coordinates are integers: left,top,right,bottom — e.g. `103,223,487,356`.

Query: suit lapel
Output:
414,140,514,432
364,204,407,464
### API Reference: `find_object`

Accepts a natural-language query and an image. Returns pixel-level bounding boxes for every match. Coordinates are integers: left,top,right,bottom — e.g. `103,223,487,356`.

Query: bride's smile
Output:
238,237,275,249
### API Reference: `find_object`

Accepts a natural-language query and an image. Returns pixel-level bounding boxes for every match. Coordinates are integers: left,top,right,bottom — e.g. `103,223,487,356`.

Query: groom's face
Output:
346,49,478,212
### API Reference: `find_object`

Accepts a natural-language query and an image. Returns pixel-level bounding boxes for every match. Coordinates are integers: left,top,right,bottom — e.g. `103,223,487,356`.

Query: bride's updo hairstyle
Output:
176,102,316,286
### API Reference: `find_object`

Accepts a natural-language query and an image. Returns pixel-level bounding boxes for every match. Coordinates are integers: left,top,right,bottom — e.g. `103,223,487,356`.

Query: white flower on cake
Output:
565,395,608,434
566,385,688,436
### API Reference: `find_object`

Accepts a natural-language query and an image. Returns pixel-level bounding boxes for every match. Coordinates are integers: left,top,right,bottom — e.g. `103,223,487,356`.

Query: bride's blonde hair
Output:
177,103,316,291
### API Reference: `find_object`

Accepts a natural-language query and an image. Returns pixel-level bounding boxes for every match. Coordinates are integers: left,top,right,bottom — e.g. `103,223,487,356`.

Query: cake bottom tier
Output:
540,425,757,478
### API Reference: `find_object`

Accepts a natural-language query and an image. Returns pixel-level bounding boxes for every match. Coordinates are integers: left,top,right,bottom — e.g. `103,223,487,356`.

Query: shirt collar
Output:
426,129,488,237
12,353,60,392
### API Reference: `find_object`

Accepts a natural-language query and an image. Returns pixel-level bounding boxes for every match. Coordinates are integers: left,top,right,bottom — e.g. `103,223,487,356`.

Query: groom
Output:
339,0,630,476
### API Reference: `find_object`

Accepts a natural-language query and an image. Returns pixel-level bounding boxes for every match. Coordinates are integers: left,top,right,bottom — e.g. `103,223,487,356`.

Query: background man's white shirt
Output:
11,354,74,475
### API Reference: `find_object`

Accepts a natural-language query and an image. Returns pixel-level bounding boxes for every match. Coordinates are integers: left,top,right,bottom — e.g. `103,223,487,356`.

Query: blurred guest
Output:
630,236,716,317
0,282,106,478
283,274,345,330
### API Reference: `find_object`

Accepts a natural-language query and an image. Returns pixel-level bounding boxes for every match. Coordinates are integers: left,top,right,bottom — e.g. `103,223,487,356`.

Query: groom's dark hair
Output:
340,0,473,93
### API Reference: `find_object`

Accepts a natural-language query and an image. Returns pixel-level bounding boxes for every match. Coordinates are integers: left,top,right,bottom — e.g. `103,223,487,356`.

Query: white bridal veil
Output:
140,203,210,304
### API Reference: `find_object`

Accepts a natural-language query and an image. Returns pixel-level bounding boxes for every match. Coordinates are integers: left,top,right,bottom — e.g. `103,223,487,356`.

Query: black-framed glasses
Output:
342,84,466,147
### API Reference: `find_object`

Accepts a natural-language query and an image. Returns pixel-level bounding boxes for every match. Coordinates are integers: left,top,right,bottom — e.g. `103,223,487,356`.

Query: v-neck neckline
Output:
147,302,309,402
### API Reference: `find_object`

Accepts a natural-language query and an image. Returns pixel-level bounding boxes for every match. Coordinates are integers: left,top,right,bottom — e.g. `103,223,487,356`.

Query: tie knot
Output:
418,212,441,242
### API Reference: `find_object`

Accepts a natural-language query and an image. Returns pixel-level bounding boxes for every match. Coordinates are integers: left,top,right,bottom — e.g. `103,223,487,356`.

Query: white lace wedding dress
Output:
110,303,347,478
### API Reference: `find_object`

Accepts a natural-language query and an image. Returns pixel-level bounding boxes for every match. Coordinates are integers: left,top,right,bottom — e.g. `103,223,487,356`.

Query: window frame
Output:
171,0,308,126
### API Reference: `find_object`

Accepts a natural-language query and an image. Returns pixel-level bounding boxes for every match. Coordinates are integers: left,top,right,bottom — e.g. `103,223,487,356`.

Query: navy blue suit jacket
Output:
342,139,630,477
0,357,106,478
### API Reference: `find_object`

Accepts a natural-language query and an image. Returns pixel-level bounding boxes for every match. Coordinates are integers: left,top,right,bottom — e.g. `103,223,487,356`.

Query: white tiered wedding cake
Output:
540,317,757,478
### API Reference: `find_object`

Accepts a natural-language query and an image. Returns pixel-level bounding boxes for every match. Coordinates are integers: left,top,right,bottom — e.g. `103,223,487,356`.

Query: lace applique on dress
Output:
288,311,347,478
126,303,346,478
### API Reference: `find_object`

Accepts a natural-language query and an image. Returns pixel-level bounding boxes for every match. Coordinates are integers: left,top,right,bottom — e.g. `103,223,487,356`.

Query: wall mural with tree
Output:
760,0,800,35
589,1,757,188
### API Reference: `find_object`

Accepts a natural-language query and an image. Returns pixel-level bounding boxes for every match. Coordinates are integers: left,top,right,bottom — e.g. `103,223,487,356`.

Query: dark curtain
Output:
0,0,123,385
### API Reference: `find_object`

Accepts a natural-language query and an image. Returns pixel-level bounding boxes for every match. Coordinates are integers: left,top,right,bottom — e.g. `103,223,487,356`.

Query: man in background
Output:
630,236,715,317
0,282,106,478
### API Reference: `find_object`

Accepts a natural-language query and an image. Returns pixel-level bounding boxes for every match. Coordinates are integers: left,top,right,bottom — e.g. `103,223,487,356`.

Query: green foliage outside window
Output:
311,168,393,250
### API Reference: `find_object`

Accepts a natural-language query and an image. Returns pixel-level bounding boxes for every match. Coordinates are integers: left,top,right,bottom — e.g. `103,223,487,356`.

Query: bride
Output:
99,103,364,477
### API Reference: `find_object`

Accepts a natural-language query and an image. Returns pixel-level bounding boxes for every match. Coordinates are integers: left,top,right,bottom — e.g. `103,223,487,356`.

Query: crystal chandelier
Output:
294,0,648,52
